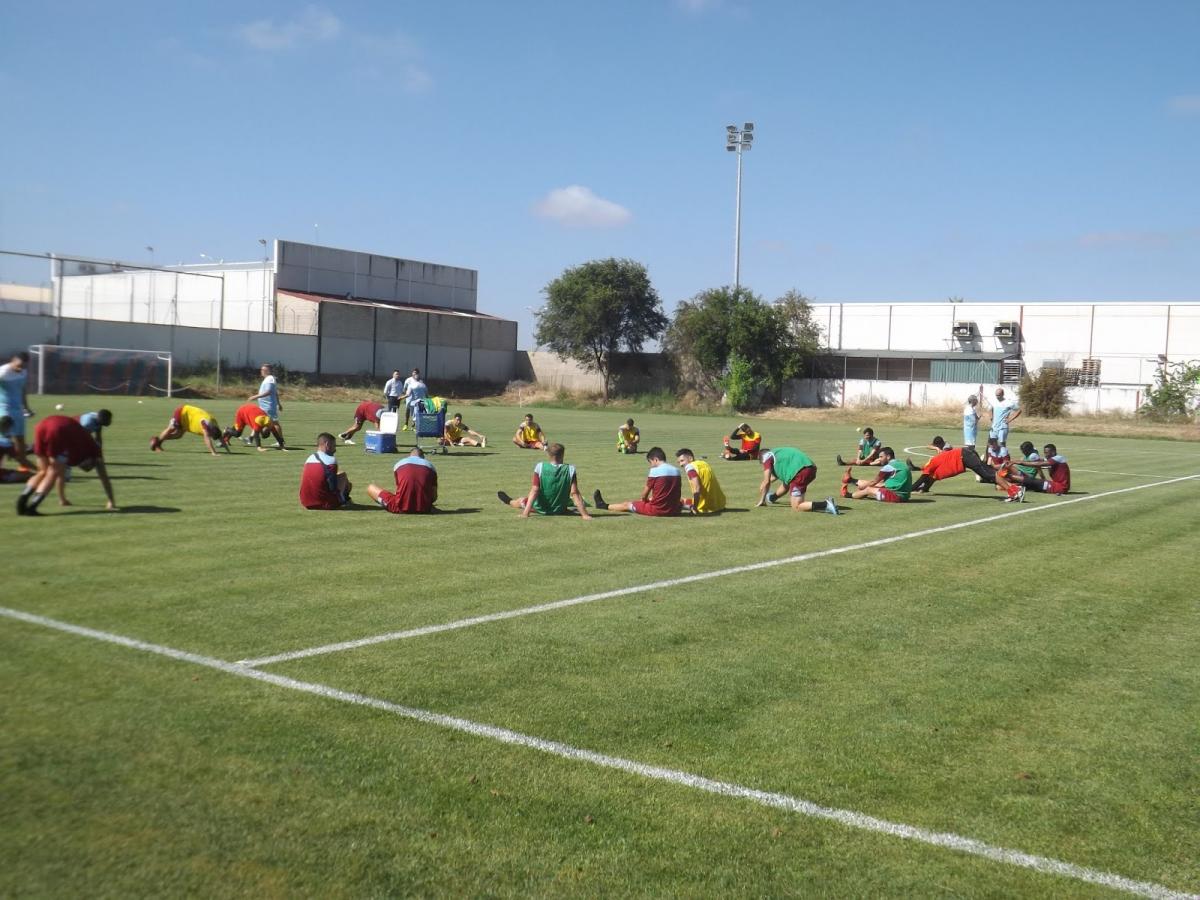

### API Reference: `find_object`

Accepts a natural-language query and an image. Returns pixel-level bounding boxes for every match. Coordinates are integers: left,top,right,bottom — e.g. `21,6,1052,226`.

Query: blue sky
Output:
2,0,1198,346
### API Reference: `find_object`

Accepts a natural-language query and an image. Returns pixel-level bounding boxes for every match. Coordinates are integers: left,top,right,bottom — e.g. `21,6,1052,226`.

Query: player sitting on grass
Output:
225,403,286,451
616,418,640,454
676,448,725,515
756,447,839,514
18,415,116,515
593,446,682,516
77,409,113,448
150,404,228,456
442,413,486,448
498,442,592,519
841,447,912,503
1007,443,1071,496
721,422,762,460
837,426,883,467
367,447,438,514
299,433,352,510
512,413,547,450
985,436,1010,469
338,401,384,444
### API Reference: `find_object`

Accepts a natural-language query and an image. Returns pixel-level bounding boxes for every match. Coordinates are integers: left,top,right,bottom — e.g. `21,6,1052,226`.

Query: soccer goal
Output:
29,344,173,397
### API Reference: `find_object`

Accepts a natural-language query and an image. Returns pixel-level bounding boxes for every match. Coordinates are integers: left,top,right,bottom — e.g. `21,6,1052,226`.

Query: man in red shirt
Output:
299,433,352,509
18,415,116,515
338,402,384,444
1010,443,1072,495
592,447,682,516
909,444,1019,499
225,402,286,451
367,447,438,514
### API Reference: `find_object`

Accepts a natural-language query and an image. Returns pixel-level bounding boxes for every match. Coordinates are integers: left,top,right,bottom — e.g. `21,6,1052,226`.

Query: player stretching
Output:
367,447,438,514
1009,443,1071,496
592,447,682,517
909,444,1021,500
512,414,547,450
616,418,641,454
225,402,286,451
837,426,882,467
498,442,592,519
722,422,762,461
338,401,384,444
150,404,227,456
18,415,116,515
841,447,912,503
756,447,839,515
676,448,725,514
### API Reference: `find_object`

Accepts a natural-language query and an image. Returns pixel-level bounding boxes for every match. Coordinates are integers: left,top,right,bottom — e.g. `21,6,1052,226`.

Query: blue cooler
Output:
365,411,399,453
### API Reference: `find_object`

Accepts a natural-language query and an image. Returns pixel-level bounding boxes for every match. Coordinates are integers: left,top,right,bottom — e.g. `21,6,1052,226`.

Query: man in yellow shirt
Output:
512,413,547,450
150,404,228,456
442,413,487,448
616,418,640,454
676,448,725,514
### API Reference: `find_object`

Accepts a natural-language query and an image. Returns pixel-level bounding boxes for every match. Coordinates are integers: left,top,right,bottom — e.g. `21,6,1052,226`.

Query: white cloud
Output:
533,186,632,228
235,6,342,51
1166,95,1200,116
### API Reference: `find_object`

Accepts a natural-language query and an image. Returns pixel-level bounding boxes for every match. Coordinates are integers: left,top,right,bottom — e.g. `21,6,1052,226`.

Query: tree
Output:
535,258,667,402
664,286,823,408
1140,358,1200,420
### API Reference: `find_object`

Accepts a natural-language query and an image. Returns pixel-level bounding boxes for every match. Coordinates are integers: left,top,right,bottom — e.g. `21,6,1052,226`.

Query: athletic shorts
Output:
376,489,431,514
875,488,905,503
989,426,1009,444
787,465,817,498
1,413,25,439
629,501,678,517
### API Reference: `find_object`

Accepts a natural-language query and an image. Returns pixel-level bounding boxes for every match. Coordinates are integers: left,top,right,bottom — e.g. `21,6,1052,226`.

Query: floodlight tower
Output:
725,122,754,292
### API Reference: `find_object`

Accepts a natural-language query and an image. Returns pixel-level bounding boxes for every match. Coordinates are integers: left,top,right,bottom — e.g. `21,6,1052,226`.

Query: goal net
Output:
29,345,173,397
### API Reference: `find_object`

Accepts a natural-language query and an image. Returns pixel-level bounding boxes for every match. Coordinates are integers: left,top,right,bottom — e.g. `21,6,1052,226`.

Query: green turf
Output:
4,396,1198,897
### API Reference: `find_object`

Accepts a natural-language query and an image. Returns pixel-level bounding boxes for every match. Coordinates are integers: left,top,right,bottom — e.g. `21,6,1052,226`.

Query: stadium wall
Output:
2,309,517,384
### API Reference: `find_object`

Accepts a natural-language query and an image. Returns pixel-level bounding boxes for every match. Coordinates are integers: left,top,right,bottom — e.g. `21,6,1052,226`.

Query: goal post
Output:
30,344,173,398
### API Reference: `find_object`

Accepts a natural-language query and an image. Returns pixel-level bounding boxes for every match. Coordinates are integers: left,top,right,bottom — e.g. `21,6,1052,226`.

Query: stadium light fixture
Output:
725,121,755,292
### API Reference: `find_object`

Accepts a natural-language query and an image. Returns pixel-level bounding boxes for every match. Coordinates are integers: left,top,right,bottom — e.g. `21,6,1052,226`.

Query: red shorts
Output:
875,488,905,503
629,501,679,517
787,465,817,497
377,489,433,515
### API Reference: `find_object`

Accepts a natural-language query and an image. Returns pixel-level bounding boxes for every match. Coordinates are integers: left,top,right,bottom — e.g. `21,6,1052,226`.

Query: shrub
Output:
1140,359,1200,421
1019,368,1070,418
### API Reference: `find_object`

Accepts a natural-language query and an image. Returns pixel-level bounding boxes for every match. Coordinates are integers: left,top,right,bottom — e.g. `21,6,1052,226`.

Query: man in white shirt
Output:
383,370,404,413
400,368,427,431
986,387,1021,450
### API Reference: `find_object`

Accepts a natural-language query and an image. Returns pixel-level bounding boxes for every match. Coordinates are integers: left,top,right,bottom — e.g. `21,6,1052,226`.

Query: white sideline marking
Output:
238,474,1200,667
1,607,1194,900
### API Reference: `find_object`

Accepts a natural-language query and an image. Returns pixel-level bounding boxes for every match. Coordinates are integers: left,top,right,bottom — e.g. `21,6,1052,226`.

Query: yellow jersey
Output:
178,404,214,436
685,459,725,514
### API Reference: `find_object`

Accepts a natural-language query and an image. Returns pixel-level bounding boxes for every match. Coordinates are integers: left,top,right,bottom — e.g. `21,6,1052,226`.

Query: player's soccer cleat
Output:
836,454,849,467
841,467,853,485
480,438,486,448
497,490,513,505
342,438,355,445
825,497,840,515
907,458,920,471
338,431,350,441
592,489,609,510
1004,484,1026,503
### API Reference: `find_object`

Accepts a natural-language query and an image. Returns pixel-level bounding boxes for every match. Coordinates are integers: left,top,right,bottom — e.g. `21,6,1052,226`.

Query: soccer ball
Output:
55,403,64,410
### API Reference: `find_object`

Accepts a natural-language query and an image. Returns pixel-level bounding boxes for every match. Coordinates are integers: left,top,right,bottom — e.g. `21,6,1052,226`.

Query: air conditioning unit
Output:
993,321,1018,338
952,321,976,338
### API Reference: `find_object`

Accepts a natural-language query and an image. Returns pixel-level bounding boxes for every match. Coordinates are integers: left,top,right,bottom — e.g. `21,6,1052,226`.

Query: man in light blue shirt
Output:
0,351,32,468
400,373,428,430
248,363,284,445
962,394,980,450
78,409,113,448
987,387,1021,449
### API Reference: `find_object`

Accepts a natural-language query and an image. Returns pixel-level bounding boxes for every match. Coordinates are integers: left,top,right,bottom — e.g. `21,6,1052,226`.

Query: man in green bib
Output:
842,447,912,503
498,442,592,519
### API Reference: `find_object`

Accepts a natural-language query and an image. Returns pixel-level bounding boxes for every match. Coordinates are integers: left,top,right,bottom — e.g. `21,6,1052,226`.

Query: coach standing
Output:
248,363,285,447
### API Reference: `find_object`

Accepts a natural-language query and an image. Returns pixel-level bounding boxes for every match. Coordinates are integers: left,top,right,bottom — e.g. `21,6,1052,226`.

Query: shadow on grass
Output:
107,475,165,481
61,505,182,515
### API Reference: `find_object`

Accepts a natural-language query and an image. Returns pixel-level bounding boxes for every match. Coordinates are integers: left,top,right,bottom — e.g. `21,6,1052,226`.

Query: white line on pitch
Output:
1073,469,1188,478
0,606,1193,900
236,473,1200,667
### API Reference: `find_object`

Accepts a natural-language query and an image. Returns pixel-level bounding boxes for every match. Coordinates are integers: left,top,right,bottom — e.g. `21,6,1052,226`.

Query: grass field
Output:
4,395,1198,898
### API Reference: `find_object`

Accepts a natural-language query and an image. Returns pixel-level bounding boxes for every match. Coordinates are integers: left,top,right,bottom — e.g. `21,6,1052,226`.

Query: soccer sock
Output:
809,500,828,512
26,491,47,511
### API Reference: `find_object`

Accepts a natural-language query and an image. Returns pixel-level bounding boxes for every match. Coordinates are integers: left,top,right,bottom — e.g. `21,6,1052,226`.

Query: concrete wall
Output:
816,301,1200,388
784,378,1145,415
518,351,675,393
275,241,477,311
